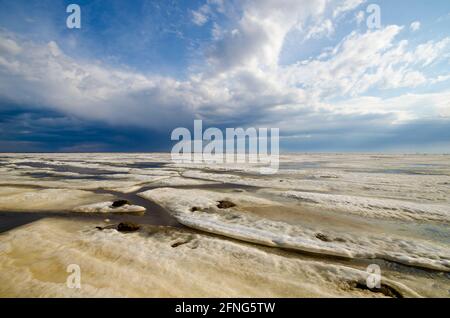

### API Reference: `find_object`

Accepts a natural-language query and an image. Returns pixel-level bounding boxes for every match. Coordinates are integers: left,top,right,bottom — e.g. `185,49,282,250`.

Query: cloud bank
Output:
0,0,449,151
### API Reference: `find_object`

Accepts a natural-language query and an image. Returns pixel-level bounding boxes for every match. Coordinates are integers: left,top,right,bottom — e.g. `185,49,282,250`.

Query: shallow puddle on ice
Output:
13,162,125,176
0,187,183,234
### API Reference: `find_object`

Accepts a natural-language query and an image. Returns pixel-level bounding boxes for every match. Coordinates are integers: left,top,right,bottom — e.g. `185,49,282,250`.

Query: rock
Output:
354,282,403,298
171,241,186,248
190,207,200,212
111,200,131,208
117,222,140,232
96,226,103,231
217,200,236,209
320,175,338,179
171,236,194,248
315,233,331,242
225,214,240,220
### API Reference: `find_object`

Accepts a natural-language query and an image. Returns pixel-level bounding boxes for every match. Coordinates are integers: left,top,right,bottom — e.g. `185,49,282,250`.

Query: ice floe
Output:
73,201,146,213
0,187,112,212
0,218,427,297
139,188,450,272
1,153,449,297
264,190,450,223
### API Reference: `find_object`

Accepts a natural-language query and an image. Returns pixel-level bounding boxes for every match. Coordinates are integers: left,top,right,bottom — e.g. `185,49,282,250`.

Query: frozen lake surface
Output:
0,153,449,297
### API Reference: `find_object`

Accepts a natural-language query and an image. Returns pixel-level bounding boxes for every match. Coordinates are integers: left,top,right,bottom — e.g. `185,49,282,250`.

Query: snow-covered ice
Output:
0,218,428,297
139,187,450,272
73,201,146,213
0,153,449,297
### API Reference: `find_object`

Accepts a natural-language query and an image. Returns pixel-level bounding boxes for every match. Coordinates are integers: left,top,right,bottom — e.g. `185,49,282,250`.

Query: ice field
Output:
0,153,449,297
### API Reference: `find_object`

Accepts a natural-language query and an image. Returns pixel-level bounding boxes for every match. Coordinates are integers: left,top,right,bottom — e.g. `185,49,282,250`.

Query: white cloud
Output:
328,90,450,123
332,0,365,18
281,26,450,97
413,38,450,66
410,21,421,32
0,0,449,140
355,10,365,26
191,0,226,26
191,5,210,26
47,41,62,57
305,19,335,40
205,0,329,70
0,37,22,55
0,33,197,130
430,74,450,84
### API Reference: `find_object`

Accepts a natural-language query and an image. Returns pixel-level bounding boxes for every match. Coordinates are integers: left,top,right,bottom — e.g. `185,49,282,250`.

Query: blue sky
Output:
0,0,449,152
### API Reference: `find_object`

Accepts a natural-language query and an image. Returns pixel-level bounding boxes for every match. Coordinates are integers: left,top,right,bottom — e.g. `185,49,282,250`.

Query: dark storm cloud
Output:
0,102,171,152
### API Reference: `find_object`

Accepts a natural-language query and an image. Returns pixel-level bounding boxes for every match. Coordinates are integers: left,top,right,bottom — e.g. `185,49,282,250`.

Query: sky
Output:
0,0,449,152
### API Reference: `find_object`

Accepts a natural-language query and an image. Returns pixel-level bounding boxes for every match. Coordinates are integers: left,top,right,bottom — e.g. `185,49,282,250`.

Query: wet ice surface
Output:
0,218,428,298
140,188,450,271
0,153,449,297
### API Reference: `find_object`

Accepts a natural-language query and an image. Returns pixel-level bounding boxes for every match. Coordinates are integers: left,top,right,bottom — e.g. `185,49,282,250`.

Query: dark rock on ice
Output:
111,200,131,208
354,282,403,298
117,222,140,232
217,200,236,209
315,233,332,242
